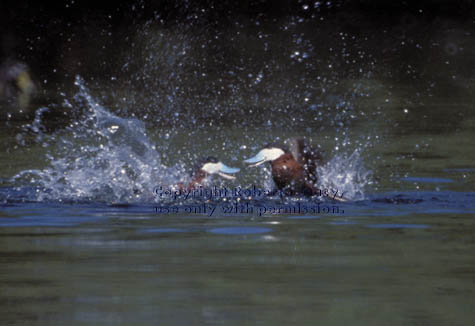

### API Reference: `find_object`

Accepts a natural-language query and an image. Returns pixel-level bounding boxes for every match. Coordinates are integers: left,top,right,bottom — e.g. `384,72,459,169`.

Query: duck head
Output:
244,142,318,196
243,145,287,167
193,156,240,181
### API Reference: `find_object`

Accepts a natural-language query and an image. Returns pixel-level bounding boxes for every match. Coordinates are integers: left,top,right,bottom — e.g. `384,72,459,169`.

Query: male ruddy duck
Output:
176,156,240,191
244,138,346,201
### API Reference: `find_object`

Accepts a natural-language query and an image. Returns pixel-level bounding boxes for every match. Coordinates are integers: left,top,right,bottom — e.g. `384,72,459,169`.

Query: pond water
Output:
1,6,475,325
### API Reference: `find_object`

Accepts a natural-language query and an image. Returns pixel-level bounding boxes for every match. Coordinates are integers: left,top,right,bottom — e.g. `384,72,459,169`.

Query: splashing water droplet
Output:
10,76,188,203
317,149,371,201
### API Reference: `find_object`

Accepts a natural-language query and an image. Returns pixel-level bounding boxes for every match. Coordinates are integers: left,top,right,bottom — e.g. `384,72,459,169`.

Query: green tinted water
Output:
1,16,475,326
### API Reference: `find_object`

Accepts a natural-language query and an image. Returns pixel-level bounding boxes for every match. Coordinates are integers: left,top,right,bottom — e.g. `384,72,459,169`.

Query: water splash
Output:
10,76,187,203
4,15,378,204
8,85,372,204
317,148,372,201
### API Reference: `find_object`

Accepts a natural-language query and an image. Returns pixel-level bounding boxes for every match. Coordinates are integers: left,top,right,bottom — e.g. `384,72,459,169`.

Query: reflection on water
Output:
401,177,455,184
364,223,430,229
208,226,272,235
1,201,474,325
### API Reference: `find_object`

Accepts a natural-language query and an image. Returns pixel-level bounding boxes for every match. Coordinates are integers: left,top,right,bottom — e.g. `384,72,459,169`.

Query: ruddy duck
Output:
244,138,345,200
177,156,240,191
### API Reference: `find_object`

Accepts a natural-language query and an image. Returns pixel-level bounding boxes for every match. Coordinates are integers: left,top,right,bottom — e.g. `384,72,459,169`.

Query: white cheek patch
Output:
262,148,285,161
201,162,240,179
201,162,221,174
245,148,285,167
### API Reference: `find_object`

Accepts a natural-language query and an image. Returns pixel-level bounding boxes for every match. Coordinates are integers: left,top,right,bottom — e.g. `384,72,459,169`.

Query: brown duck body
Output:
269,151,318,196
287,138,323,184
270,152,306,189
176,170,208,191
245,139,347,201
244,138,351,200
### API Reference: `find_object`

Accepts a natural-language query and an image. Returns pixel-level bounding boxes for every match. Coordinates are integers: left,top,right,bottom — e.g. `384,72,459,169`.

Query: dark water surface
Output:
1,190,475,325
